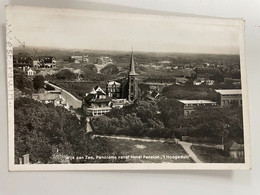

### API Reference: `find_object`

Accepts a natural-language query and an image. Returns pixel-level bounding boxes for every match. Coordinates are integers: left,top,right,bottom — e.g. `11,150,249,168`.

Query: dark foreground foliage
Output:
14,97,124,164
92,99,244,145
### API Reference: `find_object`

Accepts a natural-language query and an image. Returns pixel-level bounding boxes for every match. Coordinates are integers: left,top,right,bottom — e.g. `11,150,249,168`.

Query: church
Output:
83,51,140,116
106,51,140,102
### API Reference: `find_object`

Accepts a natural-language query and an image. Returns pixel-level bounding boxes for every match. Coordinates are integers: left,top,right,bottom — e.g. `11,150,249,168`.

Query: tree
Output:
158,99,183,128
33,75,45,91
14,69,33,94
56,69,77,80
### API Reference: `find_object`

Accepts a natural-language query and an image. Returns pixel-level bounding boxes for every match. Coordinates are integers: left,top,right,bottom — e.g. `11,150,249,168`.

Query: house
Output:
215,89,242,107
82,86,112,116
175,77,189,85
111,99,130,109
32,93,63,106
193,79,205,86
33,59,41,69
13,55,33,67
26,67,35,76
106,81,122,98
205,79,215,85
22,66,36,76
178,100,217,117
39,56,56,68
224,140,244,159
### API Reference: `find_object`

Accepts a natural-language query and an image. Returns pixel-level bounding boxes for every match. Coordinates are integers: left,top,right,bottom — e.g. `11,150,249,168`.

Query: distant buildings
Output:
96,56,113,65
215,89,242,107
193,79,214,86
193,79,205,86
13,54,56,69
13,55,34,67
71,55,89,63
195,67,221,80
178,100,217,117
145,76,176,84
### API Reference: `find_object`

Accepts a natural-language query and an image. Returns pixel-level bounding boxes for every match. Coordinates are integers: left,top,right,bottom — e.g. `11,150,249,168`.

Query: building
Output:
111,99,129,109
32,93,63,106
224,140,244,159
39,56,56,68
128,51,139,101
224,78,241,86
193,79,205,86
178,100,217,117
23,67,36,76
71,55,89,63
13,55,33,67
33,59,41,69
215,89,242,107
82,86,112,116
96,56,113,65
106,81,122,98
106,51,140,102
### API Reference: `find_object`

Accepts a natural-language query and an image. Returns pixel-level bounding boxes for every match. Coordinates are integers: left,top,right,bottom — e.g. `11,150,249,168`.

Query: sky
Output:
6,6,241,54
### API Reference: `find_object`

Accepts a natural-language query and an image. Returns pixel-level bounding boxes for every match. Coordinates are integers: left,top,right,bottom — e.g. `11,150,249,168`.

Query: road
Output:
45,81,82,109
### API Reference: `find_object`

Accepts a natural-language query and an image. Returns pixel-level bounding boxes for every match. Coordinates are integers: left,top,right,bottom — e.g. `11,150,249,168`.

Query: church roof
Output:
129,51,138,76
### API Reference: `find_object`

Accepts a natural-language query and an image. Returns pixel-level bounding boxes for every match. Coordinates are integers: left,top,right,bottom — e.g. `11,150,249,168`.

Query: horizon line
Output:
13,46,240,56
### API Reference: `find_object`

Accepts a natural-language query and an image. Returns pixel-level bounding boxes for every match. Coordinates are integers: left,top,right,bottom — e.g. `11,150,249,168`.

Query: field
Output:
191,145,244,163
50,81,107,100
104,138,194,163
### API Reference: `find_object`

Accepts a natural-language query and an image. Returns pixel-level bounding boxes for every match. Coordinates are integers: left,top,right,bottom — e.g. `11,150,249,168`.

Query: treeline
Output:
14,68,45,94
92,101,174,138
162,84,216,100
14,97,123,164
92,100,184,139
179,107,244,144
92,100,244,144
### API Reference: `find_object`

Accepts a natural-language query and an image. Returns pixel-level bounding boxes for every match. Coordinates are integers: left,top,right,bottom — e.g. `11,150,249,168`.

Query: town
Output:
13,46,244,165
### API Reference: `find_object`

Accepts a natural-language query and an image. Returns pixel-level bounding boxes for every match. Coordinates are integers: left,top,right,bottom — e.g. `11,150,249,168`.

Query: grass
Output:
103,138,193,163
191,145,244,163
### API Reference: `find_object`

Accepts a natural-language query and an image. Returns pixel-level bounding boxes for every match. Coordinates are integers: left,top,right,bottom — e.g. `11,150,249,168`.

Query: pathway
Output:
178,140,203,163
86,117,93,133
92,134,174,143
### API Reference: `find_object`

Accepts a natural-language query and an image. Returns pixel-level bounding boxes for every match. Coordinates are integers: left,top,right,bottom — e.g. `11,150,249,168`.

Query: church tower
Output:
128,51,139,101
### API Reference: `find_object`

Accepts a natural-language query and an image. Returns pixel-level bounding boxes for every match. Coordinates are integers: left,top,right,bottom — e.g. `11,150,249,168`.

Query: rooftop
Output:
178,100,216,105
215,89,242,95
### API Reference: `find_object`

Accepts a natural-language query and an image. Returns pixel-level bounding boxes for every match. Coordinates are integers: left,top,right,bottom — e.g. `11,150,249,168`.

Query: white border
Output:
6,6,251,171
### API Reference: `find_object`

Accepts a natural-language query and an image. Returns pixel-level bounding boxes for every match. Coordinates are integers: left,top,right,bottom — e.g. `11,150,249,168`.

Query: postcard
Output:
6,6,250,170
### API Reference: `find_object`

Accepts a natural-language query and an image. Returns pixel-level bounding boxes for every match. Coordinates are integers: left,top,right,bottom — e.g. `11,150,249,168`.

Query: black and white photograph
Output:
6,6,250,170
